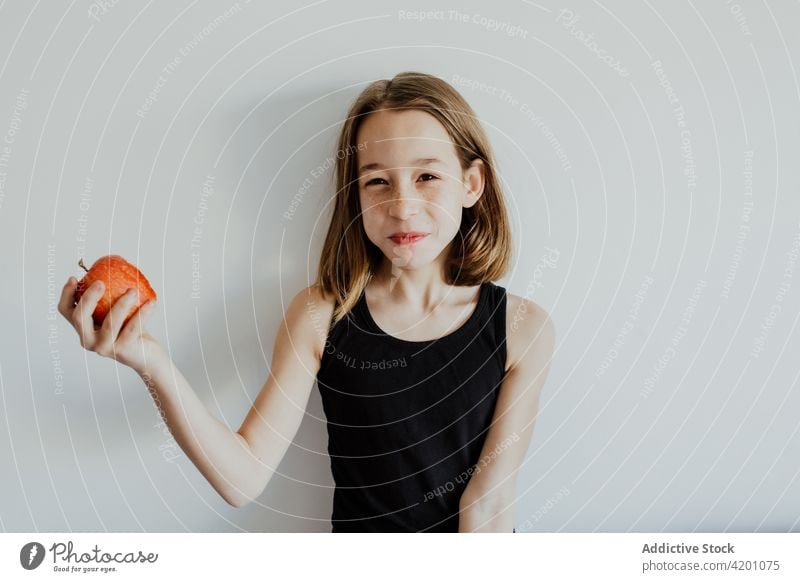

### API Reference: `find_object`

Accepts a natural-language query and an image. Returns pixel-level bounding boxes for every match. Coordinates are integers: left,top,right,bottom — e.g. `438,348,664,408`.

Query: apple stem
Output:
78,258,89,273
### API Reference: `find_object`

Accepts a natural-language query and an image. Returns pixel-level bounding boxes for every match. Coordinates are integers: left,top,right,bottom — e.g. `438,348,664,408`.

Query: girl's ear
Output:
462,159,485,208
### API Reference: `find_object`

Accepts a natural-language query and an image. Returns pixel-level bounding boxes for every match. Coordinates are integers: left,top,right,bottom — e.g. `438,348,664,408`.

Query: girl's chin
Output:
387,242,430,265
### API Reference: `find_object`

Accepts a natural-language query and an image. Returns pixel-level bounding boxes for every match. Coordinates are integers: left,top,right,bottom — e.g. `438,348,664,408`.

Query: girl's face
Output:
355,108,485,274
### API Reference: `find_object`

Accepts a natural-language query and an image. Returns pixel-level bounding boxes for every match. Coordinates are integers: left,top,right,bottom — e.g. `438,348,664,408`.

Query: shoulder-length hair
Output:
315,71,512,327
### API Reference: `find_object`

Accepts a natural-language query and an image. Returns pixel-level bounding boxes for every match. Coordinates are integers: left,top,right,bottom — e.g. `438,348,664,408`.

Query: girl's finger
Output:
120,299,156,339
101,288,140,340
57,277,78,318
74,281,104,345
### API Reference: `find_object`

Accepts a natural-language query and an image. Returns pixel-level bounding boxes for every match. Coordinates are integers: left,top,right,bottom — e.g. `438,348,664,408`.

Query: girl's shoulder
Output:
504,291,555,373
285,284,338,363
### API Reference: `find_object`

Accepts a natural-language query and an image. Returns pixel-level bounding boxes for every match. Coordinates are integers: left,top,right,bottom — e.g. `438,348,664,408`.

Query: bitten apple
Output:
73,255,157,327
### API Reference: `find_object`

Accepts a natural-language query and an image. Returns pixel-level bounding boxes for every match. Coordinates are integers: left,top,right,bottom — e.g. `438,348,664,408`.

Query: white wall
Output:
1,0,798,532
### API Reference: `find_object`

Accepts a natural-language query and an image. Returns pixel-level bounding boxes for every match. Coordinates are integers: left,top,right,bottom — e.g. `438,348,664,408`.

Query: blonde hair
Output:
315,71,512,327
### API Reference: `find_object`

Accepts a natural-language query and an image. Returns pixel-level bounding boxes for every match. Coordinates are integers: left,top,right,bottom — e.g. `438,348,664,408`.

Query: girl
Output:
58,71,555,533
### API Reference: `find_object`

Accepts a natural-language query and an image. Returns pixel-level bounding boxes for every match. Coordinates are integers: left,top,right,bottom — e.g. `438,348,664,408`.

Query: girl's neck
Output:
369,260,458,311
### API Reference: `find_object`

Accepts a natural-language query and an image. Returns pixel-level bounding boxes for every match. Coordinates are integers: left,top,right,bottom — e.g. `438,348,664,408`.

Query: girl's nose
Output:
387,185,422,219
387,195,421,220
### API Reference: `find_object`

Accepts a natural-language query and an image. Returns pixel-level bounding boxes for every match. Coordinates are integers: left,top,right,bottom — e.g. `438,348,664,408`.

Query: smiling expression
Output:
356,108,485,272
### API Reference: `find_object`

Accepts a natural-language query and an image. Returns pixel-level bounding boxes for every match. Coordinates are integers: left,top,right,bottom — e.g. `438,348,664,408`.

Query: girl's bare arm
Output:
59,278,328,508
135,348,269,508
233,285,330,506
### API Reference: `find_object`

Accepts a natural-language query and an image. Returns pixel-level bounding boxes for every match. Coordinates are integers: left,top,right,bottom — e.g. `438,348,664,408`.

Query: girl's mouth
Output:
388,233,428,245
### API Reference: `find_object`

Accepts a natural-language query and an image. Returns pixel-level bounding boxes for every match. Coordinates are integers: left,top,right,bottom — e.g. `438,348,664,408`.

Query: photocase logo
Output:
20,542,46,570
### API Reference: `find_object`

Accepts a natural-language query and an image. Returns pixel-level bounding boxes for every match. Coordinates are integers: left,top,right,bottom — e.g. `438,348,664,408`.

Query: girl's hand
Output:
58,276,160,371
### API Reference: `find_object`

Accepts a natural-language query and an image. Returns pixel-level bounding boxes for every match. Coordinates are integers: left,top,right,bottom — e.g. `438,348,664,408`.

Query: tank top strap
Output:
487,280,508,369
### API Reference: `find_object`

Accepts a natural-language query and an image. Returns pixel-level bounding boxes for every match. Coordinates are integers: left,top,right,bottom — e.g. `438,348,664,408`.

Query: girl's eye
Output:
364,174,439,186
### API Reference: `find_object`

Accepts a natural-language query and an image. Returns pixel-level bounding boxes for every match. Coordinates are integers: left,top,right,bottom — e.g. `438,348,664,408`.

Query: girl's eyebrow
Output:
358,157,445,174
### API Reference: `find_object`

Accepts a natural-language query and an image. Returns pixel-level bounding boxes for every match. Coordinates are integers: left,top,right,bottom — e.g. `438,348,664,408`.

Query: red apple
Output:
73,255,157,327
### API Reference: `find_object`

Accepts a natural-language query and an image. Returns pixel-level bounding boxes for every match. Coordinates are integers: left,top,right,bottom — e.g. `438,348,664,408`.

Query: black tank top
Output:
316,280,508,532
